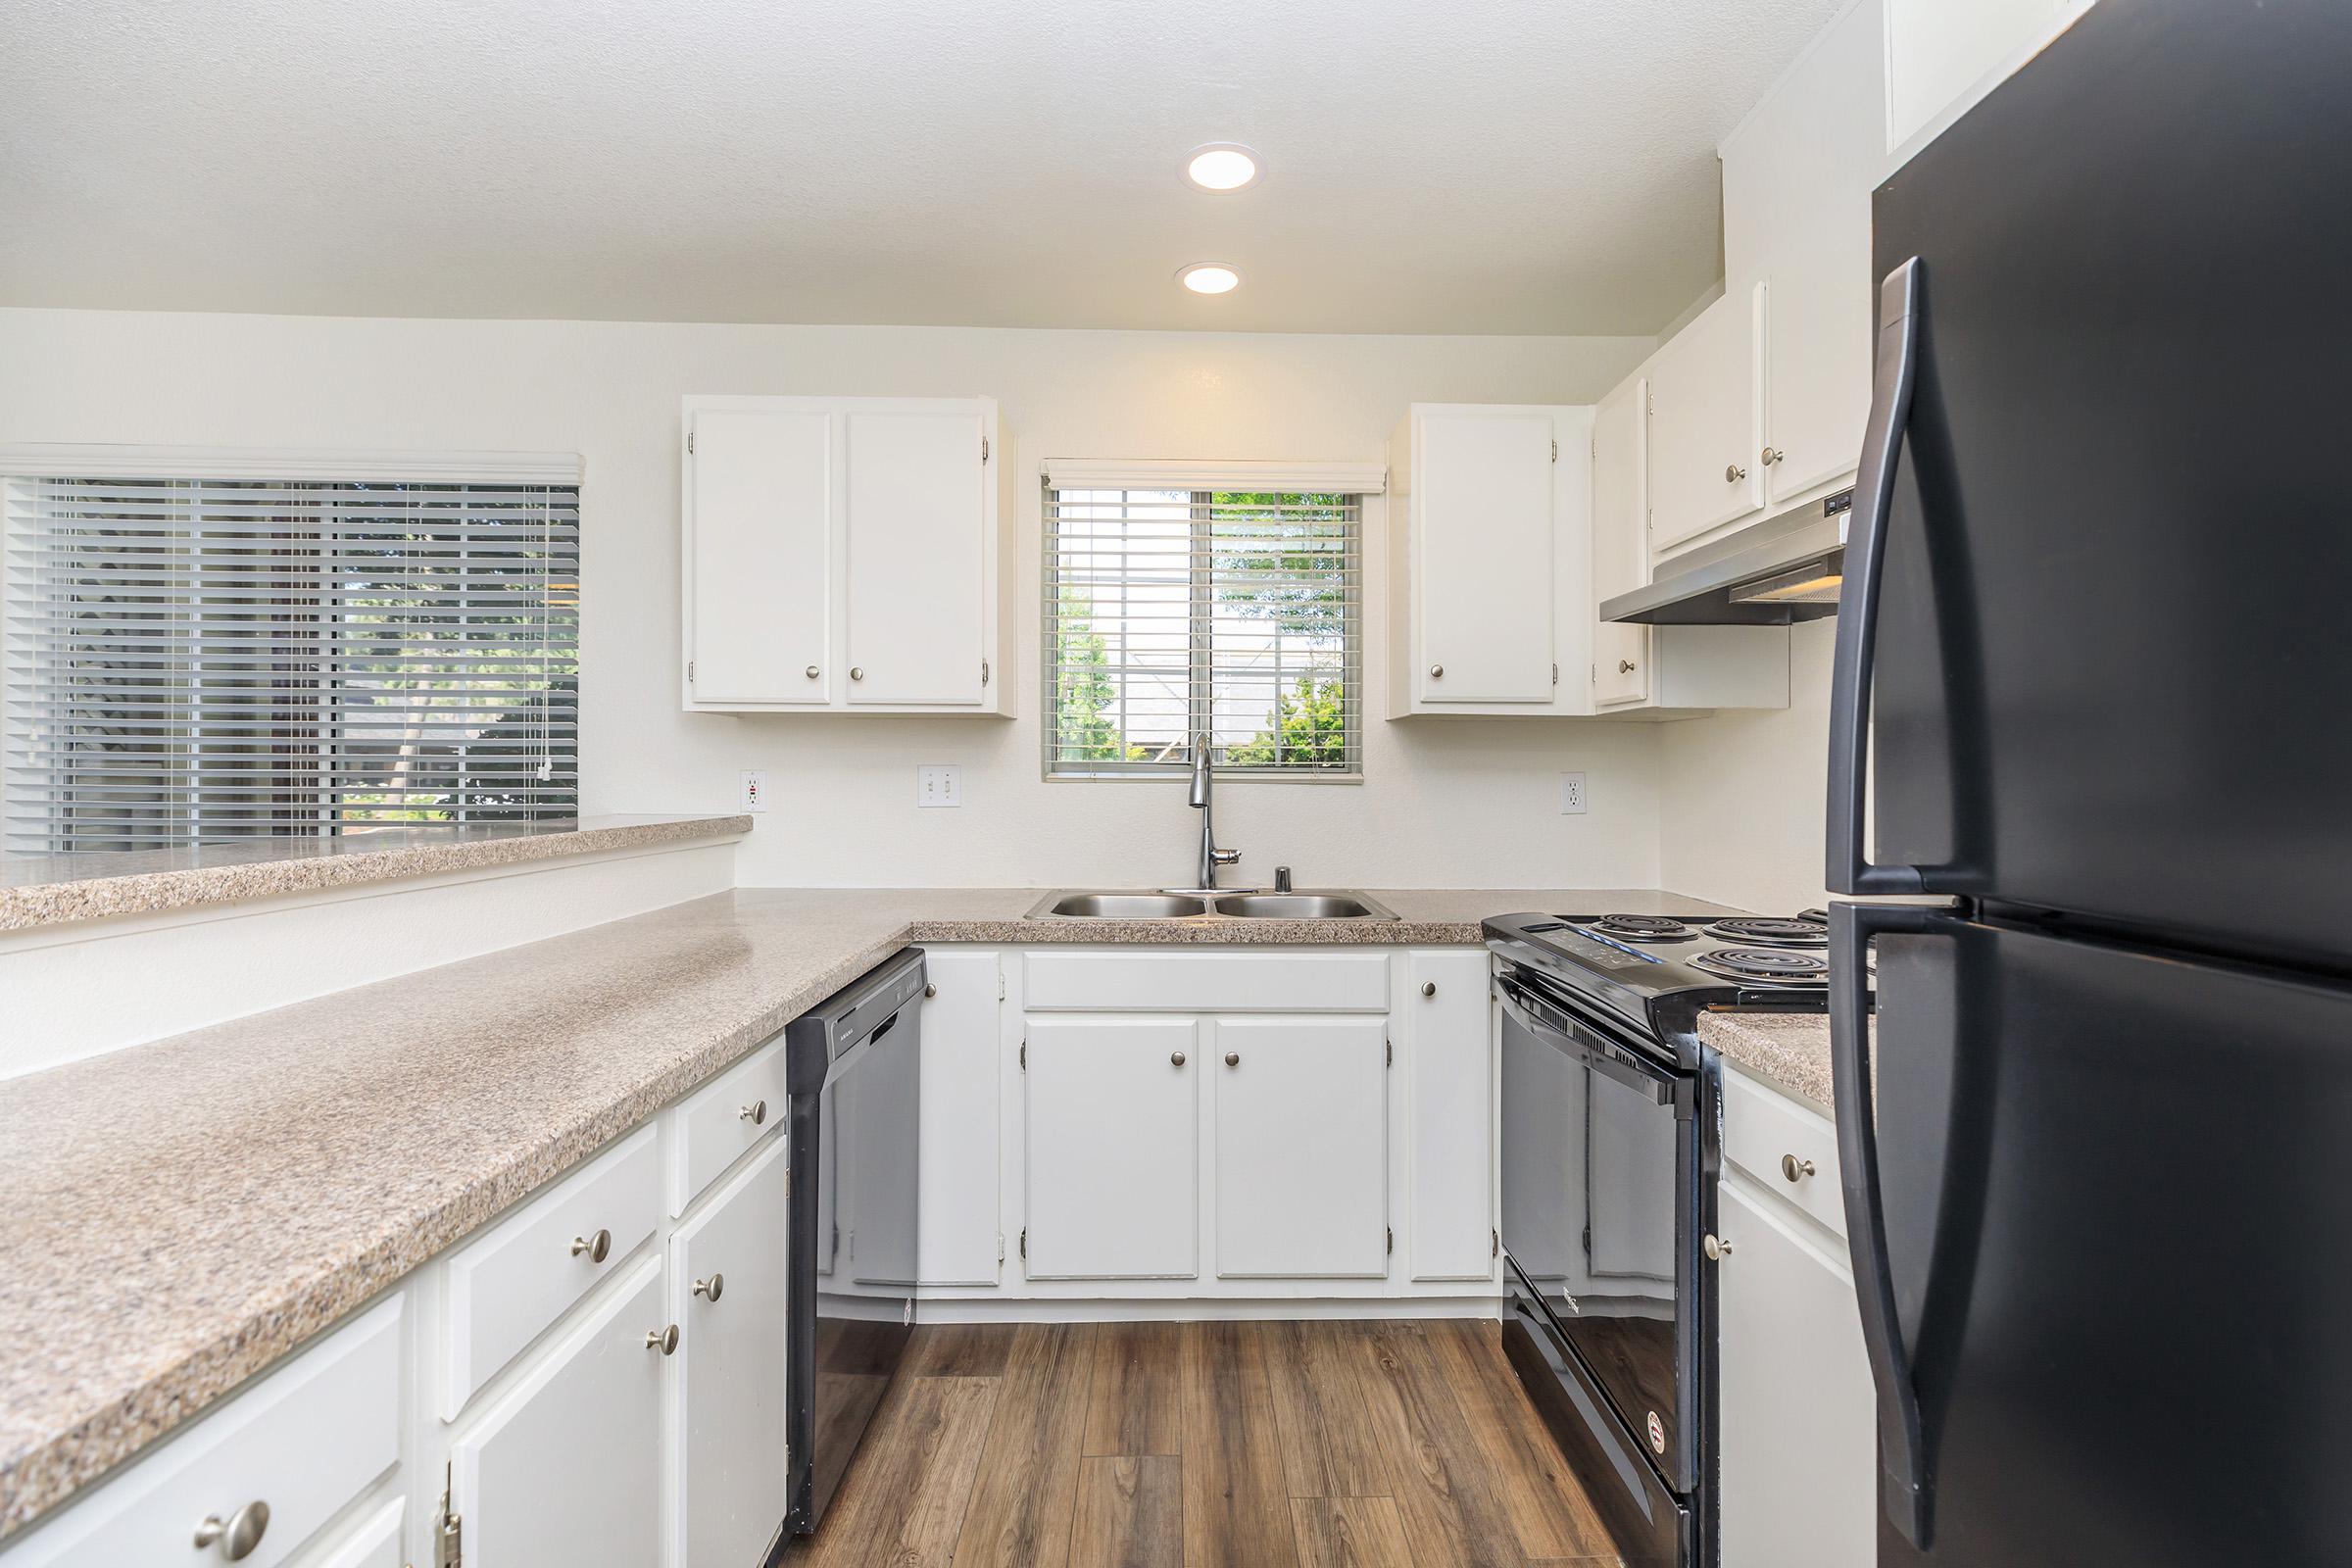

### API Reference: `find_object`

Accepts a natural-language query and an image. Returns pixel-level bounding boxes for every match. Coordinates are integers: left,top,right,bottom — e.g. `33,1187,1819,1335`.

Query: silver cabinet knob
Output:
1725,464,1748,483
1170,1051,1187,1067
1618,660,1637,674
924,983,937,999
693,1273,724,1302
646,1323,680,1355
1762,446,1785,466
1703,1233,1733,1261
1428,663,1444,678
1782,1153,1817,1183
570,1228,612,1263
739,1100,766,1126
850,666,864,681
194,1500,270,1559
1224,1052,1241,1067
805,664,820,679
1421,981,1437,998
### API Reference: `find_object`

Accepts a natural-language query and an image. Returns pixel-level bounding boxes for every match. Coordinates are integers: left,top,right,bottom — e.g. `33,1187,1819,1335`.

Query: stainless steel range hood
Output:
1600,487,1853,625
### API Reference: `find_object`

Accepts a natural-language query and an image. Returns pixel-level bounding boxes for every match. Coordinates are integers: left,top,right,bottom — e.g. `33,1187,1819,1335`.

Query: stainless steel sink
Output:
1025,889,1396,921
1213,893,1391,919
1033,892,1213,918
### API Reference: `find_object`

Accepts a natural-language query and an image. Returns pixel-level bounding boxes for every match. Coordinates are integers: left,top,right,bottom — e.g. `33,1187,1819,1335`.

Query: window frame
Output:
1041,478,1367,785
0,444,584,852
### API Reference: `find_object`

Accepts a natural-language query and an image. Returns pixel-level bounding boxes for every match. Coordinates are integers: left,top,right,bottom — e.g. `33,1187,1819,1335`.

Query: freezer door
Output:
1836,907,2352,1566
1856,0,2352,960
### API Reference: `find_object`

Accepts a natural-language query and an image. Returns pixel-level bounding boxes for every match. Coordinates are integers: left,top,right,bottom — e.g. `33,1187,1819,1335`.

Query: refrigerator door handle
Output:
1827,258,1929,897
1830,900,1937,1547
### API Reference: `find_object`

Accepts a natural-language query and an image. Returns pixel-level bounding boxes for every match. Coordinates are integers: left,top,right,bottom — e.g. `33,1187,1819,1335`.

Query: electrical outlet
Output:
740,770,768,813
1559,771,1588,815
917,764,961,808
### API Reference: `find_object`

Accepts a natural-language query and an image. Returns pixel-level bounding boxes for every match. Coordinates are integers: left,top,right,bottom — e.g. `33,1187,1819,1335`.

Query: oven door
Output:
1497,965,1701,1494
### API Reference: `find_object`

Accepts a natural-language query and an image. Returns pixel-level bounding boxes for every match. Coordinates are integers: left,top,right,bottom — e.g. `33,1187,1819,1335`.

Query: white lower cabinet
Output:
1213,1016,1388,1278
450,1256,668,1568
297,1496,406,1568
1023,1015,1200,1279
1716,1077,1876,1568
1405,950,1495,1282
916,947,1004,1287
670,1137,790,1568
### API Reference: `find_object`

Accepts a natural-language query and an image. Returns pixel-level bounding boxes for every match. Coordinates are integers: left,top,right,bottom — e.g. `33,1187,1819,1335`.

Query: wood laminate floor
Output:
781,1317,1657,1568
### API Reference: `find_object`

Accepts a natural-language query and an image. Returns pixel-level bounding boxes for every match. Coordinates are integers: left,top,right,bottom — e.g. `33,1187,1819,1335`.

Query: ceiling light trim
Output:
1180,142,1262,193
1176,262,1243,295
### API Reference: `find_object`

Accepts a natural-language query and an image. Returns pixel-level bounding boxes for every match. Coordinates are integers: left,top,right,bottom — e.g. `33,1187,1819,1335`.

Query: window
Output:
1044,476,1364,778
3,456,580,852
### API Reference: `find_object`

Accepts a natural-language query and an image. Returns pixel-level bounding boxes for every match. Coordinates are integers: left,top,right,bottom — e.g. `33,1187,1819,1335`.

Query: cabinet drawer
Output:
1721,1066,1845,1239
3,1298,401,1568
442,1124,661,1416
668,1035,790,1216
1023,950,1390,1013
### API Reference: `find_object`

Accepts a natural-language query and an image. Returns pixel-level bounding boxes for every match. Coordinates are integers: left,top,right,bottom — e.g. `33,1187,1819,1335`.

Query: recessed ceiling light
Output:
1182,143,1260,193
1178,262,1242,295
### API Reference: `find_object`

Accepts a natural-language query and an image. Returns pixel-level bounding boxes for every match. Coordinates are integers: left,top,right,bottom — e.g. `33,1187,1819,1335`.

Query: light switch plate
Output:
740,770,768,813
1559,771,1587,814
918,764,961,808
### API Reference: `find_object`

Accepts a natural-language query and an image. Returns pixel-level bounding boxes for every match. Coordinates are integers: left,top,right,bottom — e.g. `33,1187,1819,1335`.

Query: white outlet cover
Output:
740,769,768,813
918,764,961,808
1559,771,1588,815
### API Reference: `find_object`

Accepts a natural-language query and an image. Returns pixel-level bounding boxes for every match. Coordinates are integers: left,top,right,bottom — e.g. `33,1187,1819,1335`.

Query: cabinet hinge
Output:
783,1164,792,1199
433,1465,464,1568
982,435,992,463
687,429,696,456
1493,1228,1500,1258
1019,1228,1028,1259
1386,1226,1395,1255
1385,1037,1393,1067
1590,663,1597,685
981,659,991,687
688,660,696,685
1551,662,1559,685
1550,439,1559,463
998,1232,1006,1263
1019,1040,1026,1069
997,967,1007,1001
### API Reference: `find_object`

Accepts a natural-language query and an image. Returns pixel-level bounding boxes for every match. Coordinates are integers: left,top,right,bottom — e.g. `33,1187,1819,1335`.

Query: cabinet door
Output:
673,1140,789,1568
1213,1016,1388,1278
1724,0,1883,504
1590,378,1651,709
1023,1016,1199,1279
844,407,988,706
1717,1179,1876,1568
918,949,1003,1287
1414,408,1557,705
688,407,833,705
1404,952,1494,1282
451,1258,666,1568
1645,290,1762,552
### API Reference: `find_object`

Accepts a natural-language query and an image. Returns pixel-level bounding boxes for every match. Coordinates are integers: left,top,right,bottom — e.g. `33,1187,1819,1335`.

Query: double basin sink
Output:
1027,890,1398,921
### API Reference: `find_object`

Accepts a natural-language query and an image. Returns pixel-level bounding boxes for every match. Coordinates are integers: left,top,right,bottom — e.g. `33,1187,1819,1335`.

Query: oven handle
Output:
1495,975,1673,1105
1830,900,1936,1547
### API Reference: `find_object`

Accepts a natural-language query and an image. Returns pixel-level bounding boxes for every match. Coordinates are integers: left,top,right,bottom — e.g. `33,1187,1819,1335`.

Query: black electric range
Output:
1486,909,1835,1070
1485,907,1836,1568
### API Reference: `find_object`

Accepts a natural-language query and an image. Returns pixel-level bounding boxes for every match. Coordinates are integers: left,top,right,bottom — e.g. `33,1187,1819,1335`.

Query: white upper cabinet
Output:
682,394,1010,715
683,406,835,707
1642,290,1763,553
844,406,991,707
1722,0,1885,506
1590,376,1652,710
1387,403,1593,717
1886,0,2094,158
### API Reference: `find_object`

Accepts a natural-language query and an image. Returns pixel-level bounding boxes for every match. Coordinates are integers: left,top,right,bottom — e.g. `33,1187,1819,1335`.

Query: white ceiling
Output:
0,0,1843,335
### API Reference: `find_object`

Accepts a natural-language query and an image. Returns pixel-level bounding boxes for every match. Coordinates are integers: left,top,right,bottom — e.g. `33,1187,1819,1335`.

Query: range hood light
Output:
1730,563,1845,605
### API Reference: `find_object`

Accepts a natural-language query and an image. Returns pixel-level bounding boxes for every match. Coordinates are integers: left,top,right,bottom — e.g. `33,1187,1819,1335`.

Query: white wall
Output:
1658,616,1836,915
0,308,1662,890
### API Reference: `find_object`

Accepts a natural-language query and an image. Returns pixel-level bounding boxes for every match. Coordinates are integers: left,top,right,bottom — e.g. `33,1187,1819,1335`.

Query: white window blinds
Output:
3,466,580,853
1044,484,1363,778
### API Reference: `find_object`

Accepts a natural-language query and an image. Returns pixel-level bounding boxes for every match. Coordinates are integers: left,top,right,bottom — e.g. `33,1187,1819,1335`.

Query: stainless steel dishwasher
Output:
777,947,924,1542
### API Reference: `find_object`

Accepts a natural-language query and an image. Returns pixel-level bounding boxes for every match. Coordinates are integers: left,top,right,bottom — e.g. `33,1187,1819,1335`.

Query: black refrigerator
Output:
1825,2,2352,1564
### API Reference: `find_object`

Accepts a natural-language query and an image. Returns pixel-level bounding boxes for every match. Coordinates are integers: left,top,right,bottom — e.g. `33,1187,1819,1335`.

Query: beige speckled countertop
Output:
0,883,1738,1539
0,812,754,933
1698,1010,1838,1109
